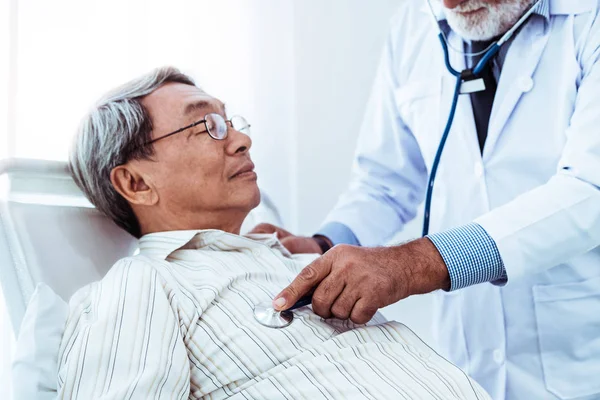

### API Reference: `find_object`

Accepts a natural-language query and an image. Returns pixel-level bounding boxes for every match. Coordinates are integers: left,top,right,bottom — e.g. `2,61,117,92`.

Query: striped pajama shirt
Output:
57,230,490,399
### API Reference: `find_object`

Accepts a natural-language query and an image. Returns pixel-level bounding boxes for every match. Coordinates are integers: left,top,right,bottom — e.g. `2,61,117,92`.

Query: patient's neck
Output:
137,207,248,237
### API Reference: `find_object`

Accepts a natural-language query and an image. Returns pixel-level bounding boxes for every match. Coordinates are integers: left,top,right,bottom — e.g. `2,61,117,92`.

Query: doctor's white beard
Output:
443,0,535,41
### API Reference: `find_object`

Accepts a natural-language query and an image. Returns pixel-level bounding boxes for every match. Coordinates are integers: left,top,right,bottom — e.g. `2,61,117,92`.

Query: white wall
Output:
292,0,400,235
243,1,298,230
0,0,16,394
0,0,10,160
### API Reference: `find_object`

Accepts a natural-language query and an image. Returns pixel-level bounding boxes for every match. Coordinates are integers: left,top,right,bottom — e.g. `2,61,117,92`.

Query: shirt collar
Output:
138,229,292,260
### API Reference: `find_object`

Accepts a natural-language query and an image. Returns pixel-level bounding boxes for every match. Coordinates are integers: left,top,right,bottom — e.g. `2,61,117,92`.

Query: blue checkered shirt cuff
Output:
427,223,506,291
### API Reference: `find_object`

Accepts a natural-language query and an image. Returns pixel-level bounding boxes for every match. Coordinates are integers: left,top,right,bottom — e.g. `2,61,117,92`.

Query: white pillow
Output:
11,283,68,400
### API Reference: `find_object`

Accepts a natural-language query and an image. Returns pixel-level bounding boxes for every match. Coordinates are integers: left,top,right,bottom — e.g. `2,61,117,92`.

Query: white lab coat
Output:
323,0,600,398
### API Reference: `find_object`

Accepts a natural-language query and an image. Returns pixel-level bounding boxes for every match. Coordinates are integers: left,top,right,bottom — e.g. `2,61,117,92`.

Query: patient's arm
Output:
57,259,190,399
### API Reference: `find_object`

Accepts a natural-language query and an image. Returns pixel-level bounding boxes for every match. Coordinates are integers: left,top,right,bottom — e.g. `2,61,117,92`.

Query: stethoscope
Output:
254,294,313,328
421,0,541,236
254,0,542,329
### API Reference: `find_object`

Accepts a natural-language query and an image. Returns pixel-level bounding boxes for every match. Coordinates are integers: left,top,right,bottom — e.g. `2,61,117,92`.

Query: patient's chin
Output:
235,183,261,212
226,179,261,216
249,185,261,209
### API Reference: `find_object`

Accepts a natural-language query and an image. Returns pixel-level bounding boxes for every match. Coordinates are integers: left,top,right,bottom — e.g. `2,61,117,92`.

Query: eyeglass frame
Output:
143,113,251,146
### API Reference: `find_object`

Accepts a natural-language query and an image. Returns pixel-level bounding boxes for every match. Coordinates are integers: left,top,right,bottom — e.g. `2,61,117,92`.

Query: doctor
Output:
252,0,600,399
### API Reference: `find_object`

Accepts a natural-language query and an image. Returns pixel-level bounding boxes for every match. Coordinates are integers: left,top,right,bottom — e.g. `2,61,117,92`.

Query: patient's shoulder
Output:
59,256,189,363
68,256,166,307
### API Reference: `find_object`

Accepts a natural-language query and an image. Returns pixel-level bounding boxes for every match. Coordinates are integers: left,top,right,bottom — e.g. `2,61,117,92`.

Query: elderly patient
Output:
58,67,489,400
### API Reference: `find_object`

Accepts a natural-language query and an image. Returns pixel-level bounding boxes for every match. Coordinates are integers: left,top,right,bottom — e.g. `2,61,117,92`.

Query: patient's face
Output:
138,83,260,229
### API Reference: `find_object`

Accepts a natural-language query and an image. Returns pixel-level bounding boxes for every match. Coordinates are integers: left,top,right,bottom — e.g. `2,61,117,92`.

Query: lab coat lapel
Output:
484,20,550,159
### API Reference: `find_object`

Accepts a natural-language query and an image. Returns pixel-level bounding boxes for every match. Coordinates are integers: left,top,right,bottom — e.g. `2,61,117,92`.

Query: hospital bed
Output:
0,158,283,337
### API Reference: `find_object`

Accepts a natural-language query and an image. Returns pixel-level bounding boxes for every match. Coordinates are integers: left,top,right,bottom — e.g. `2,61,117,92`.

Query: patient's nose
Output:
226,127,252,155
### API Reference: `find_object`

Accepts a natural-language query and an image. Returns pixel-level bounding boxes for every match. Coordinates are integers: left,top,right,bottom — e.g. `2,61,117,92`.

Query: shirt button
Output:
252,248,262,257
474,162,484,178
519,76,534,93
493,349,505,364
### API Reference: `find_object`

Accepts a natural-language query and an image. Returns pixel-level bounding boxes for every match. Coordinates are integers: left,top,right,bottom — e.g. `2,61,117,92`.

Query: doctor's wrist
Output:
404,238,451,294
312,235,333,254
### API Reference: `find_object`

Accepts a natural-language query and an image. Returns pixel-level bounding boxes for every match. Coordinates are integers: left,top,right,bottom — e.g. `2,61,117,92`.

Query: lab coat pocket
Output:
394,78,442,164
533,275,600,399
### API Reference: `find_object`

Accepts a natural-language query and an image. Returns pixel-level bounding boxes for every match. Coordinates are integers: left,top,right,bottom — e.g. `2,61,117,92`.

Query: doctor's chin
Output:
2,0,600,400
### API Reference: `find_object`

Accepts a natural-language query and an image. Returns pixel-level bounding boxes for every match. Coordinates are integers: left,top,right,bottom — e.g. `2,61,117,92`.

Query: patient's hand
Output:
249,223,323,254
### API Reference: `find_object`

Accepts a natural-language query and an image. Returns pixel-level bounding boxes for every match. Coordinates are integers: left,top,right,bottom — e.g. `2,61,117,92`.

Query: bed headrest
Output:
0,159,138,335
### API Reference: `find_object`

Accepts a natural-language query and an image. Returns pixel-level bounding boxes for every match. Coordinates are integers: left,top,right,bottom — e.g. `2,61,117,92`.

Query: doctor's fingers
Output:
273,254,333,311
311,276,347,319
324,245,408,309
350,298,379,325
326,249,391,321
329,284,365,320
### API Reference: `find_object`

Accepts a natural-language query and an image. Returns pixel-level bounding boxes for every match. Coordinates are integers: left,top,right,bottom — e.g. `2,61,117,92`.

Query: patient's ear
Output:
110,164,158,206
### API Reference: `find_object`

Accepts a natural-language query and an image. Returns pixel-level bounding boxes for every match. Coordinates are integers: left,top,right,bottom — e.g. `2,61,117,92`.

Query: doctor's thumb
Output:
272,285,303,311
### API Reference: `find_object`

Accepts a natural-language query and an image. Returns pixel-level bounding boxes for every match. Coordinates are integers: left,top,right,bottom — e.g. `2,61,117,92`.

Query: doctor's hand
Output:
272,238,450,324
249,223,327,254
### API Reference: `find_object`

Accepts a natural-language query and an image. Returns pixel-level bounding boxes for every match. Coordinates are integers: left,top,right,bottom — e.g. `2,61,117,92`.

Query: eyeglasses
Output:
145,113,251,146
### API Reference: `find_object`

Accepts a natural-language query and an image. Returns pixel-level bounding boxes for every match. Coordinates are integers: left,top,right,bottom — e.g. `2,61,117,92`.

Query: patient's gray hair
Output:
69,66,196,238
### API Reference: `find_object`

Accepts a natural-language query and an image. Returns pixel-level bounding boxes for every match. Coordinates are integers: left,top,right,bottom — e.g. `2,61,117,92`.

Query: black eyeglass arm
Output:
145,119,206,145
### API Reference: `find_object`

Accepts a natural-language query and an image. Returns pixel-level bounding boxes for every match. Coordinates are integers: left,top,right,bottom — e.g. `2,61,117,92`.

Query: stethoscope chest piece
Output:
253,302,294,328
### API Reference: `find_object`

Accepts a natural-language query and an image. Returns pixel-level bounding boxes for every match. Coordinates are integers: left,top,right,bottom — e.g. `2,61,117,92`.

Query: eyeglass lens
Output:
205,114,250,139
231,115,250,135
205,113,228,140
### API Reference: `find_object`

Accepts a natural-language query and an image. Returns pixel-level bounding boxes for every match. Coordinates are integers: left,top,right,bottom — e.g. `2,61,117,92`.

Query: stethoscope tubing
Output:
288,294,313,311
421,65,462,237
420,0,538,236
422,34,501,237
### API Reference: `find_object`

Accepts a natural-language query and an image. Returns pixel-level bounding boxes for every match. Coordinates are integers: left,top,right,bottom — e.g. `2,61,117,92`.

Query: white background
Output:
1,0,436,394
